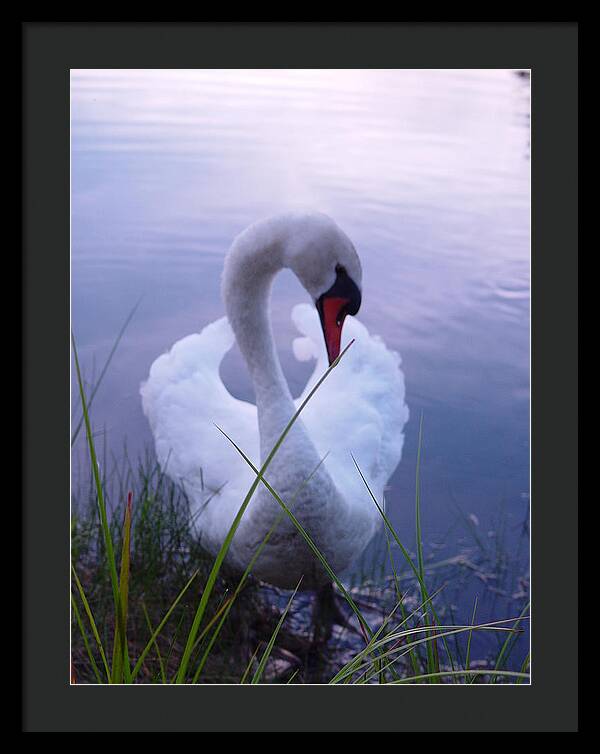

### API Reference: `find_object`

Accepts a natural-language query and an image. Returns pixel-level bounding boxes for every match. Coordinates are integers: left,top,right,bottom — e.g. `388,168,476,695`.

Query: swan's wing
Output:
140,317,259,551
291,303,409,503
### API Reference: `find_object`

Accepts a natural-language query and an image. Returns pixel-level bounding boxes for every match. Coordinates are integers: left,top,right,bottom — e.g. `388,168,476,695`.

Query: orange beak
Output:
318,296,349,365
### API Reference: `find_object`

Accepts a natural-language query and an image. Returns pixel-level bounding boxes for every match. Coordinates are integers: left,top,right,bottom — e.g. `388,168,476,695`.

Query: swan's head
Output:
284,215,362,365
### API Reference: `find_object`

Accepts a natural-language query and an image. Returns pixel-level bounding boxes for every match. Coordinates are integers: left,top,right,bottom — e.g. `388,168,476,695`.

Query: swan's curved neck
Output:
220,218,345,560
222,227,298,461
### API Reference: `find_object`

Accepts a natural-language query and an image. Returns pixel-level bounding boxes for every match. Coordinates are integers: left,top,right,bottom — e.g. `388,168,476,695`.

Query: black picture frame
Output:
22,22,578,732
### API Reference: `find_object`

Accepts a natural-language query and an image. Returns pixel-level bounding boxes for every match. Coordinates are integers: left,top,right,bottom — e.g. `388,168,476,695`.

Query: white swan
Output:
141,212,409,591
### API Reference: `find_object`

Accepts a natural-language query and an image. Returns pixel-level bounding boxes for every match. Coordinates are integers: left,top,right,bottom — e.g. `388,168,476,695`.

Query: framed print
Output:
22,22,578,732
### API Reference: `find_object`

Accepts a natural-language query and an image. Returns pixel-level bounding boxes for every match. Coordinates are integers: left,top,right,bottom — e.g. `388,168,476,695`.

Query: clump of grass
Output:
71,454,265,683
71,323,530,685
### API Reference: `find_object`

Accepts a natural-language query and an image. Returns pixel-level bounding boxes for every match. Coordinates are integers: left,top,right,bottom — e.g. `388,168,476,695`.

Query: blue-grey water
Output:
71,69,530,668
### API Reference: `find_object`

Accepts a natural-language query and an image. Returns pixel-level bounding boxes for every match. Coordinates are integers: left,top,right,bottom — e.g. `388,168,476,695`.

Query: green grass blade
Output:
351,453,455,677
516,652,531,684
491,600,530,683
217,427,374,641
71,566,111,682
465,595,478,683
71,594,104,684
191,455,327,683
329,585,452,685
251,578,302,684
330,597,406,684
389,669,530,684
336,620,523,684
112,493,133,683
329,585,447,684
413,414,438,680
72,332,123,681
192,523,281,682
166,611,189,684
131,568,200,681
71,297,142,447
186,594,241,670
240,645,261,684
384,529,421,677
141,602,167,683
174,340,355,684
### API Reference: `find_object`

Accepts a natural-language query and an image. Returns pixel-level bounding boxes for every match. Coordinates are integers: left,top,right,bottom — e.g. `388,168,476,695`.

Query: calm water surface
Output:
71,69,530,657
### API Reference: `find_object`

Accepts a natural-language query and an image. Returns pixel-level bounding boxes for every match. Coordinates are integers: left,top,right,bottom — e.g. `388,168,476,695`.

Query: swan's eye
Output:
335,264,347,275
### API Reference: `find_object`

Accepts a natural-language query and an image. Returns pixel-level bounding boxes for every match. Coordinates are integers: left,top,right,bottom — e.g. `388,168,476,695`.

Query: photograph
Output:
70,67,531,685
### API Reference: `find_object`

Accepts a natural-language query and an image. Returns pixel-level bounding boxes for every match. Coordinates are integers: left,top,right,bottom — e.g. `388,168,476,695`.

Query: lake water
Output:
71,69,530,664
